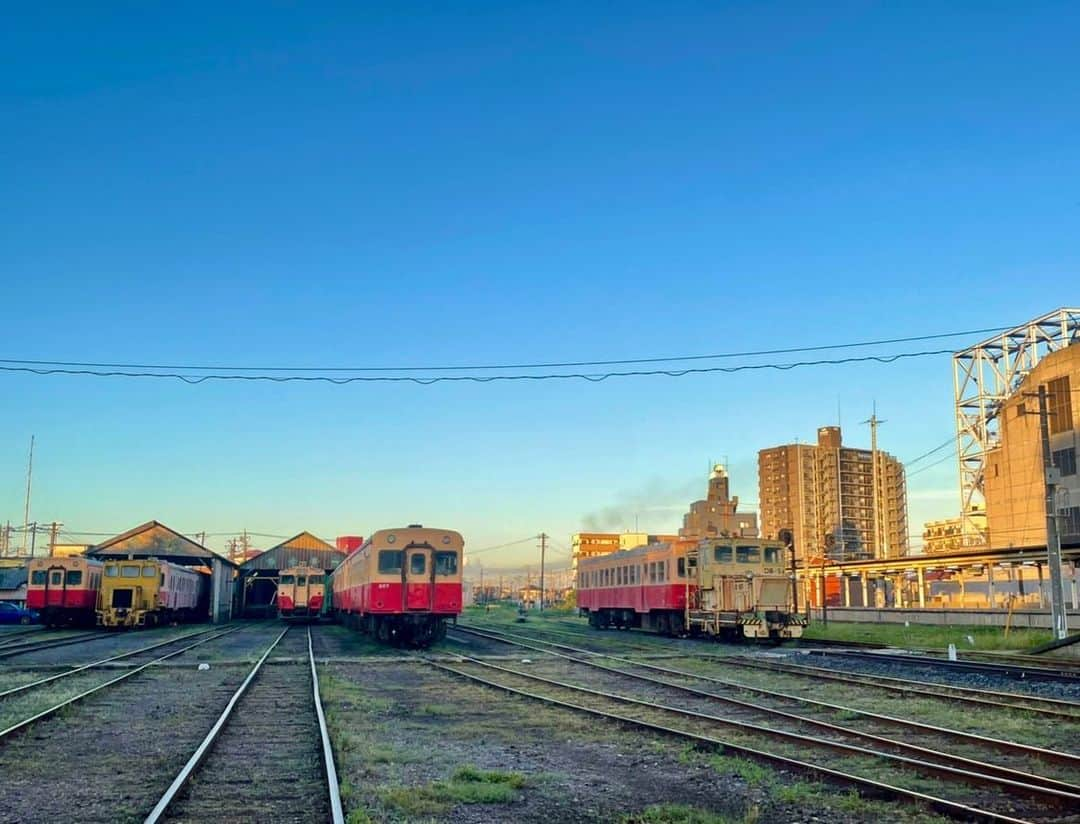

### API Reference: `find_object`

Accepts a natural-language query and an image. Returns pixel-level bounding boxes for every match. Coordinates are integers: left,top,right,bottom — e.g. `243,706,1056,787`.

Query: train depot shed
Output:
237,532,345,618
87,520,237,623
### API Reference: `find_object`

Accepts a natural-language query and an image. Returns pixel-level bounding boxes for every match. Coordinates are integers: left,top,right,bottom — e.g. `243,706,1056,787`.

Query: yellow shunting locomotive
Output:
97,559,208,628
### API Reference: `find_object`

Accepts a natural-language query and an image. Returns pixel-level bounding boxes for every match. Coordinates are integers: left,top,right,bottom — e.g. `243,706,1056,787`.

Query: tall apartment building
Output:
759,426,908,562
679,464,758,539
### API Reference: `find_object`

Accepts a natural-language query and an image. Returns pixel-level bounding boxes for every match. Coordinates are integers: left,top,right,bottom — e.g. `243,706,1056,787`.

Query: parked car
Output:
0,602,39,625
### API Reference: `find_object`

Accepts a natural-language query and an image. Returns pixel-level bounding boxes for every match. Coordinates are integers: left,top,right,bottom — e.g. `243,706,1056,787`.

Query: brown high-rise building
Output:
679,464,758,539
759,426,908,562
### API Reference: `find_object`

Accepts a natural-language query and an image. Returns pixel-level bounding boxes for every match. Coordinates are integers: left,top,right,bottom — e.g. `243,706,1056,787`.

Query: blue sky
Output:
2,2,1078,566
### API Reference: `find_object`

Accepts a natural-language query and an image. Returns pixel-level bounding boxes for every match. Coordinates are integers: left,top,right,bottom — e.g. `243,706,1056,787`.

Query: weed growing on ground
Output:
620,802,757,824
709,755,770,786
377,765,526,816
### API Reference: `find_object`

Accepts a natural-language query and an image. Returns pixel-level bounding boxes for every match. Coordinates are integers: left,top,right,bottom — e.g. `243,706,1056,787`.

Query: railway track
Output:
0,630,108,659
466,621,1079,718
697,654,1080,719
0,625,241,701
447,625,1080,820
0,627,45,646
430,654,1032,823
811,648,1080,684
0,625,250,742
144,625,344,824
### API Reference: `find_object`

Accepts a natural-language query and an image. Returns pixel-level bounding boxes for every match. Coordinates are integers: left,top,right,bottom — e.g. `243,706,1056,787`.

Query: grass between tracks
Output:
321,660,960,823
799,621,1054,651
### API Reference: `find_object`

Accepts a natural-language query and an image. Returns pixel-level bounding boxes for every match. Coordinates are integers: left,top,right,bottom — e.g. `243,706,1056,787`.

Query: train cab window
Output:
763,548,781,564
143,566,156,577
280,574,295,585
410,554,426,575
378,550,404,574
309,574,324,585
105,566,117,577
736,546,761,564
50,571,63,586
161,574,166,586
66,570,83,586
714,546,733,563
297,576,308,586
435,552,458,575
677,558,686,578
31,571,46,585
121,565,140,578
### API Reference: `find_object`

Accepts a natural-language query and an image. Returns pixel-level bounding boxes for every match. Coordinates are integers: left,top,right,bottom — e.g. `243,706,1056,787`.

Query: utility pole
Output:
498,574,503,602
22,435,34,554
48,521,61,556
863,408,887,559
1036,385,1069,639
29,522,38,557
479,564,485,605
538,533,548,612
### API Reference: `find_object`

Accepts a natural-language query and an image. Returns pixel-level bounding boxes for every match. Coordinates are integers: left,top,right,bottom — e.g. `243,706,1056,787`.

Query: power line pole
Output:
48,521,61,556
538,533,548,612
29,521,38,557
22,435,34,554
1036,385,1069,640
863,408,887,559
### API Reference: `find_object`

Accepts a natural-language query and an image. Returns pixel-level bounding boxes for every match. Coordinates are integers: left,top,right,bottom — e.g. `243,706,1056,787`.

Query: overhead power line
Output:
466,536,538,556
904,436,956,466
0,326,1007,373
0,348,955,385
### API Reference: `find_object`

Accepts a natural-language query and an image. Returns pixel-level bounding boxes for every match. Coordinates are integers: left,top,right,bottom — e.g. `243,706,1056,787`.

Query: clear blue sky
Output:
2,2,1078,567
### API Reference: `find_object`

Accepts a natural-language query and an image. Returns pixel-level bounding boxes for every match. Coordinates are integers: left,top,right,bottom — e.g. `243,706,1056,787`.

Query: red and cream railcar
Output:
578,537,805,641
277,566,325,621
26,557,104,626
330,525,463,646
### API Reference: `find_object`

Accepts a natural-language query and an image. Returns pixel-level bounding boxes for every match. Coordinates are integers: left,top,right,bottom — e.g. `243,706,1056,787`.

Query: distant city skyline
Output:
3,3,1078,566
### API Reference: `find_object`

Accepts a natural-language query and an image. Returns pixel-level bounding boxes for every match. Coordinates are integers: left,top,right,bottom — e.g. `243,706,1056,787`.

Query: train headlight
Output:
387,535,396,544
442,535,451,544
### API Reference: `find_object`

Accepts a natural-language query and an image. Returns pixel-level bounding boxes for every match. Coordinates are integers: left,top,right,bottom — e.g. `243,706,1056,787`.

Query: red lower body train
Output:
25,557,103,627
330,526,464,647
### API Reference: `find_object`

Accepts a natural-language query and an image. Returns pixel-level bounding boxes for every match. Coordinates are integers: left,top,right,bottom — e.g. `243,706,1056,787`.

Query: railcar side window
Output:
736,546,761,563
435,552,458,575
31,571,46,585
677,558,686,577
66,570,82,585
378,550,403,574
714,546,733,563
763,548,780,564
280,574,295,585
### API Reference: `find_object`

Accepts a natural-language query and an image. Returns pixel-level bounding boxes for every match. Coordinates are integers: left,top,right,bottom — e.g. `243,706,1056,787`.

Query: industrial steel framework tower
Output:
953,307,1080,544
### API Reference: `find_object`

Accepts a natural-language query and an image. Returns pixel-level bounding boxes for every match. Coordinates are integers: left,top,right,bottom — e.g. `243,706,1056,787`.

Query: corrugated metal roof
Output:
238,531,345,573
87,521,237,567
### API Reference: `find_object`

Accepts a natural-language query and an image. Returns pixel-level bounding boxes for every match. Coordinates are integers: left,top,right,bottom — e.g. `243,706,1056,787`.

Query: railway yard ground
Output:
1,614,1079,824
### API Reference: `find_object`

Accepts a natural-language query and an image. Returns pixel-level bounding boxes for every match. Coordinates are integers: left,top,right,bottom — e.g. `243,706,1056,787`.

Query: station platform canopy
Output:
87,520,237,568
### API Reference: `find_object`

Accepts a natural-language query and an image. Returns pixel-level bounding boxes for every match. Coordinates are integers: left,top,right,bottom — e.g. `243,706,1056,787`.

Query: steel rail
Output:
143,626,291,823
701,655,1079,718
447,654,1080,808
0,626,242,700
814,649,1080,684
460,623,1080,717
0,626,248,742
0,630,106,659
449,632,1078,795
0,627,45,646
451,626,1080,767
309,628,346,824
427,658,1030,824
